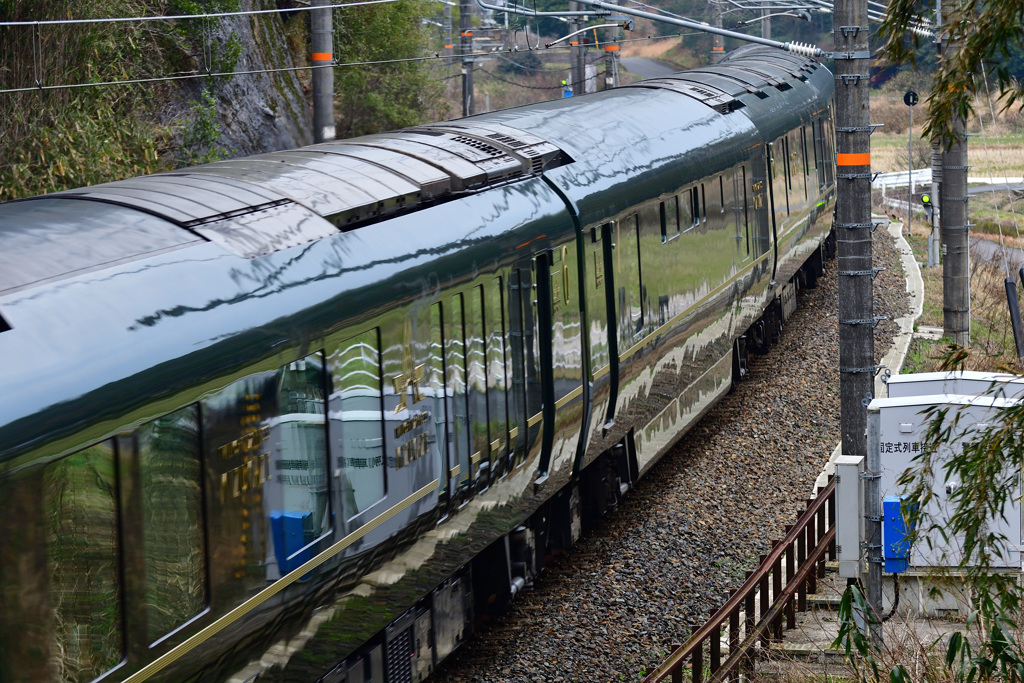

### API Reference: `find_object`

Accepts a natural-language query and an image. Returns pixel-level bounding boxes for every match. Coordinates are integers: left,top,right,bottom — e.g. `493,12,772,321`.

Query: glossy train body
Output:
0,47,835,683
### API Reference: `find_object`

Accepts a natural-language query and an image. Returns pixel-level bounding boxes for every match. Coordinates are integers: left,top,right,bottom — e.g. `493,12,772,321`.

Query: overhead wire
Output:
0,0,404,27
0,28,697,95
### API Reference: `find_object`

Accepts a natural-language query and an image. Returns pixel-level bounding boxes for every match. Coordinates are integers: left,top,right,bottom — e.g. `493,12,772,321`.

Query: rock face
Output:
174,0,313,158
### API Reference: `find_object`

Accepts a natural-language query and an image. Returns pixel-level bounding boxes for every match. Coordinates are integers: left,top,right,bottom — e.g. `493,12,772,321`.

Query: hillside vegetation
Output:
0,0,445,201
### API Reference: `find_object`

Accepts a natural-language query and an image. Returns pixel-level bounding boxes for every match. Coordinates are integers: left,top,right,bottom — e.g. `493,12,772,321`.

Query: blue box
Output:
883,495,912,573
270,510,312,574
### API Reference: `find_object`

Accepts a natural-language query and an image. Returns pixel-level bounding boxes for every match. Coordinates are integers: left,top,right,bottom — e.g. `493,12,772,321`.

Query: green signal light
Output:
921,194,931,204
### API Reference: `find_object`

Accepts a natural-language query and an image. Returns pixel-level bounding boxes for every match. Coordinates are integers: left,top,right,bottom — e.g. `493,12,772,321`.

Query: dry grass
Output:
619,37,684,60
897,210,1024,373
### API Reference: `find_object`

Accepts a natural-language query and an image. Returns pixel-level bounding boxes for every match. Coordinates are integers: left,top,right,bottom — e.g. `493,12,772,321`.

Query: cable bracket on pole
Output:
836,124,884,135
837,171,880,181
860,472,882,480
942,223,974,231
833,50,871,60
944,196,971,202
836,73,869,85
944,165,971,170
837,25,865,37
839,267,886,278
840,316,887,328
840,364,886,375
834,221,885,231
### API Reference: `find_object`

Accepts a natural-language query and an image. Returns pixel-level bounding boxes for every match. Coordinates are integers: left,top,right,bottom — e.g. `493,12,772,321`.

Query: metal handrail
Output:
644,478,836,683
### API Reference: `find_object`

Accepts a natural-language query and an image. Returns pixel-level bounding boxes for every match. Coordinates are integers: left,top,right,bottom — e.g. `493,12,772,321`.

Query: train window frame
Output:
136,404,208,646
679,189,695,234
661,195,680,243
331,330,387,523
43,438,126,682
741,165,751,259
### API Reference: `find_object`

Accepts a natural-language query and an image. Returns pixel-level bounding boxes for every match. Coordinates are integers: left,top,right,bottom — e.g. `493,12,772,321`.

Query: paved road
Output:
619,57,678,78
972,235,1024,272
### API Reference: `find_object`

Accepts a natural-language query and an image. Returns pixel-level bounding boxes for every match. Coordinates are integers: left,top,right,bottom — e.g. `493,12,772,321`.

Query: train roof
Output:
0,48,831,305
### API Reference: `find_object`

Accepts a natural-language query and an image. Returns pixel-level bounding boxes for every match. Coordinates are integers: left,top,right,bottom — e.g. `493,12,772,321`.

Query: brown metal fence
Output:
643,478,837,683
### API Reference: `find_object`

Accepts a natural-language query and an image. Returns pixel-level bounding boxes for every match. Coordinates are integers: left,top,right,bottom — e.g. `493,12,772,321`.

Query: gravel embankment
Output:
433,229,912,683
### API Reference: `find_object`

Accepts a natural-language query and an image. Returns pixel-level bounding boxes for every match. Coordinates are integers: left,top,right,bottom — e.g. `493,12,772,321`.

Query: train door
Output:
508,263,543,467
465,286,491,488
428,303,453,505
486,277,511,478
583,223,617,456
748,149,771,261
734,166,751,262
444,293,473,501
765,141,783,282
615,215,644,351
534,244,585,480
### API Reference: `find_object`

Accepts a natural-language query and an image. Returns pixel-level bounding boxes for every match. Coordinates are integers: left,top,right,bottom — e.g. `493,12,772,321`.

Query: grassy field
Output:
898,215,1023,374
871,131,1024,175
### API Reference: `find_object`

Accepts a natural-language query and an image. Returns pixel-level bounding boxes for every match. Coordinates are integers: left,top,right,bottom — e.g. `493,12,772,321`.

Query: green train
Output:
0,46,835,683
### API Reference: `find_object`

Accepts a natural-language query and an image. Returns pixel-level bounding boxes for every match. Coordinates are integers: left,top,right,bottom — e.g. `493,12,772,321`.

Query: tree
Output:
877,0,1024,146
331,0,449,138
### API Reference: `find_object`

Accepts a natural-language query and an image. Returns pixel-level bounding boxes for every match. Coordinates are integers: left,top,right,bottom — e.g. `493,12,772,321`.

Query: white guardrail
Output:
872,169,933,193
873,169,1024,195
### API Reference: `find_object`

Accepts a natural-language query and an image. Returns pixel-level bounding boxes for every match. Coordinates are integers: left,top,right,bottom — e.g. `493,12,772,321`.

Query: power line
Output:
0,0,403,28
0,44,574,95
474,65,566,89
0,28,694,95
495,53,571,72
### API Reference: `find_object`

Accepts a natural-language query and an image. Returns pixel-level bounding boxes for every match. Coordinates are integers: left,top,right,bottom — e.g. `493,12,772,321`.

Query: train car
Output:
0,47,835,683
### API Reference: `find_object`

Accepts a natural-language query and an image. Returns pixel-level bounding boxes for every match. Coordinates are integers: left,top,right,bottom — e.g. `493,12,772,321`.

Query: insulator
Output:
786,41,820,58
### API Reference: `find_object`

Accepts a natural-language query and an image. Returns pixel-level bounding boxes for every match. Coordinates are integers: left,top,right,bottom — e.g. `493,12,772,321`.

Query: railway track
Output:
432,227,912,683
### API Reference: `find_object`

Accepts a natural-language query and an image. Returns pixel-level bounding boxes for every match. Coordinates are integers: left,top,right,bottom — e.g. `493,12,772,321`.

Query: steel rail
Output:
644,478,837,683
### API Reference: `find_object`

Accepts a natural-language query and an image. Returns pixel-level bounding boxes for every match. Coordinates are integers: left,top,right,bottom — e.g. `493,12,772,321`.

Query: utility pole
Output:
940,1,970,345
711,0,725,63
604,24,620,89
445,1,454,74
460,0,474,116
834,0,879,640
311,0,335,143
761,2,771,40
569,1,586,95
928,0,942,269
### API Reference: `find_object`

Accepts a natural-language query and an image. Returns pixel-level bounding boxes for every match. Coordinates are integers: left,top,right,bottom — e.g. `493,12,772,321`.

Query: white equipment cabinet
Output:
868,393,1023,569
886,370,1024,400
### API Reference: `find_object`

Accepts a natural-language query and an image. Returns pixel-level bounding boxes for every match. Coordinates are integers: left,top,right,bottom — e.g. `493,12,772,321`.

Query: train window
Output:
722,170,736,249
803,126,818,198
719,175,726,213
679,190,694,232
43,440,123,682
788,129,807,208
445,294,472,487
771,138,789,218
616,215,643,346
204,353,330,592
664,195,680,241
137,405,206,644
331,332,386,522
